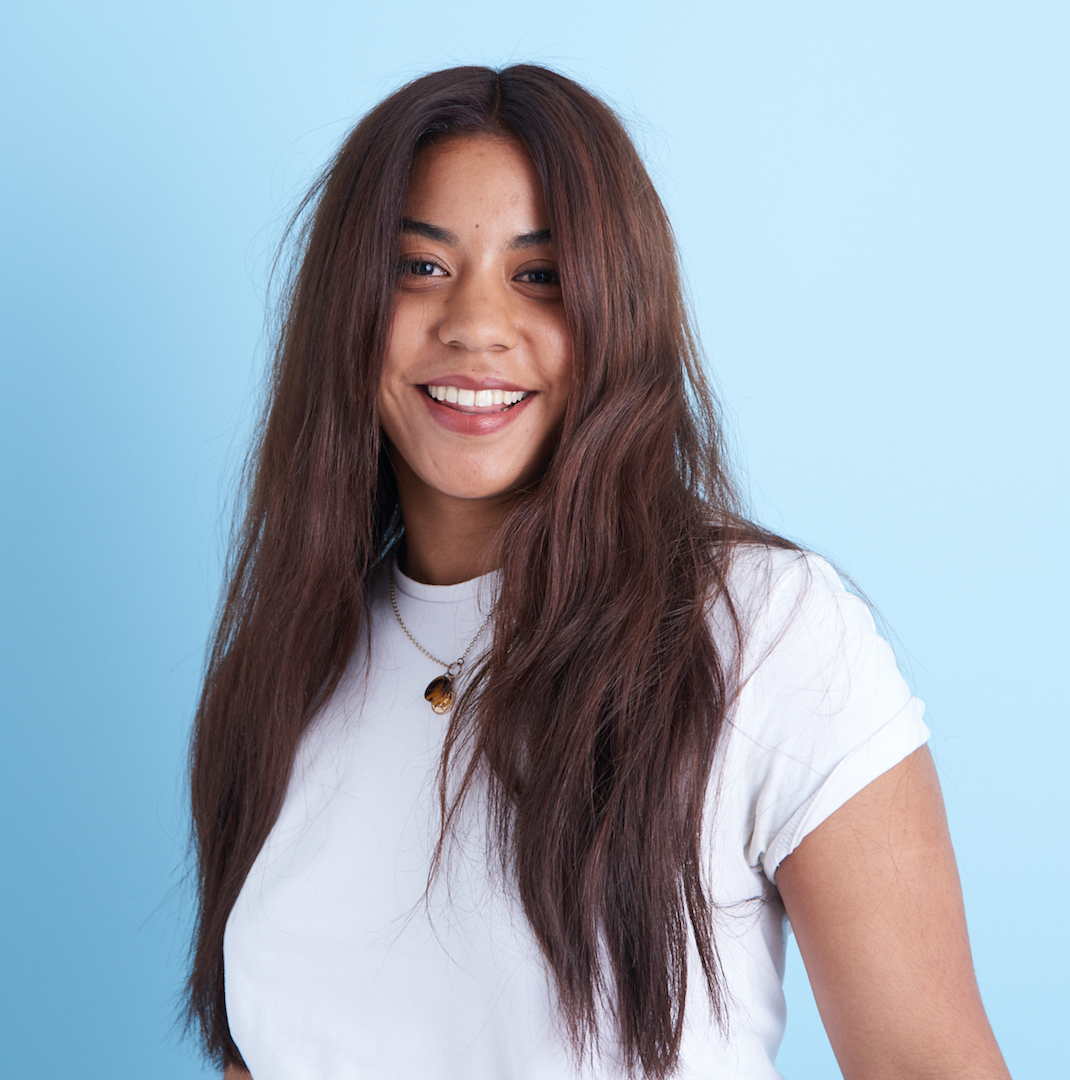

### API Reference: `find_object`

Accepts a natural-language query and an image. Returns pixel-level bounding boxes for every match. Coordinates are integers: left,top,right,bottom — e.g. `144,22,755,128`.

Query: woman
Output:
188,65,1010,1079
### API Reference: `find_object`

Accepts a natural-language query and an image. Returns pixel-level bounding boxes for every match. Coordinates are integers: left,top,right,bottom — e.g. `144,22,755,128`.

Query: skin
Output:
377,134,572,586
776,745,1011,1079
221,138,1010,1079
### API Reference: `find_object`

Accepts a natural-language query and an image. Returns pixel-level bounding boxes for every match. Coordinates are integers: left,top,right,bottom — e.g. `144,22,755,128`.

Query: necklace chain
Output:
389,565,494,676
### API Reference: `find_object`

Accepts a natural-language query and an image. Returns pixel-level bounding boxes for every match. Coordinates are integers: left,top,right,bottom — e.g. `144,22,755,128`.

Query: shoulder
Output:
723,543,848,616
711,544,862,674
717,542,913,726
710,544,929,880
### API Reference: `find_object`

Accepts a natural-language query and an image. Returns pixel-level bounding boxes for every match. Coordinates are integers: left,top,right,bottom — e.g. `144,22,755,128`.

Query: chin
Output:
449,477,531,502
424,458,550,502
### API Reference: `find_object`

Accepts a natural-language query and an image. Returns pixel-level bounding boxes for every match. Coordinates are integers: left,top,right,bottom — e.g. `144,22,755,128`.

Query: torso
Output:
224,550,927,1079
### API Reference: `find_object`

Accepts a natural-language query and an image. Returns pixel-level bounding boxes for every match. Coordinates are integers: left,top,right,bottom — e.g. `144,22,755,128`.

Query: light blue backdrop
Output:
2,2,1065,1076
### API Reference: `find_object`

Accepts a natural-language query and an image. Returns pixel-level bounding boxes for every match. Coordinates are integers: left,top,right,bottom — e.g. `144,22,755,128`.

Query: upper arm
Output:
775,746,1010,1080
222,1067,251,1080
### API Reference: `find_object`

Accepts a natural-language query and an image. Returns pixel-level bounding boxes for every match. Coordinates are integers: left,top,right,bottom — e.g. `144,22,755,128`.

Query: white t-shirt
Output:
224,547,929,1079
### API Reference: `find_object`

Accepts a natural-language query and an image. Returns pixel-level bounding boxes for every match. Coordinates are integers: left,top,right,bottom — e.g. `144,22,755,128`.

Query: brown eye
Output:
516,266,560,287
399,259,441,277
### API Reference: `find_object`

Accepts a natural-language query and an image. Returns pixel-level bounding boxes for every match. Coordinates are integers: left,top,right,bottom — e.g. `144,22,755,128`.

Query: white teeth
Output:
426,385,529,407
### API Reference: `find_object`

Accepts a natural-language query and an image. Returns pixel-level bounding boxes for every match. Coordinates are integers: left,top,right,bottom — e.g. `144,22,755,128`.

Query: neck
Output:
394,481,511,587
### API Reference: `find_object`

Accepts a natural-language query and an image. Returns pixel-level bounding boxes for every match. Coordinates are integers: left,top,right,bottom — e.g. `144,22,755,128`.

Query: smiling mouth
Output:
425,384,530,413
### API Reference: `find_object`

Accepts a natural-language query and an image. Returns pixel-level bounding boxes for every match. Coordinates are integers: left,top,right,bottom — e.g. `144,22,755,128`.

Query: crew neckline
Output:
391,560,500,605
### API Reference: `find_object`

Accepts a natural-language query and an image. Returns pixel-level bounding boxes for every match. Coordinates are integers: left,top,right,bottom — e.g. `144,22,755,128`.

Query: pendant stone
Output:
424,675,455,714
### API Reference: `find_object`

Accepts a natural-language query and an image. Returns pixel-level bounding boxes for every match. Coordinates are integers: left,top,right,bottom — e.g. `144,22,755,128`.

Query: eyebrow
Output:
401,218,553,251
401,218,457,245
509,228,553,251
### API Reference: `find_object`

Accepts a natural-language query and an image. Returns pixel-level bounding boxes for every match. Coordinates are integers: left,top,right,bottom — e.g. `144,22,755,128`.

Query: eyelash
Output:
395,258,560,287
517,267,560,286
397,258,443,278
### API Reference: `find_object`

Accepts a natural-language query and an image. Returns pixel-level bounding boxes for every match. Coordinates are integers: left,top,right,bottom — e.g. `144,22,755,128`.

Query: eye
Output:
397,257,447,278
515,265,561,288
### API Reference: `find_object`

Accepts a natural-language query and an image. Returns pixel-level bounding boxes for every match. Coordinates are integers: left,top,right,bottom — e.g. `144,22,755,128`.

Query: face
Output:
378,135,572,512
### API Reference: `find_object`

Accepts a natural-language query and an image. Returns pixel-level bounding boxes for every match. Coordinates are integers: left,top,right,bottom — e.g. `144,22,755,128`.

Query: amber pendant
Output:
424,674,455,714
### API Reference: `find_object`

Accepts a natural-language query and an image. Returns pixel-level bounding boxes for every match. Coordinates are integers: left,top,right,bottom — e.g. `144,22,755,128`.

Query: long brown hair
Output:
187,64,792,1078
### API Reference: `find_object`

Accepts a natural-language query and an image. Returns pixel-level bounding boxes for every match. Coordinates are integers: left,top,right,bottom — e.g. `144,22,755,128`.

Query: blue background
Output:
2,2,1066,1076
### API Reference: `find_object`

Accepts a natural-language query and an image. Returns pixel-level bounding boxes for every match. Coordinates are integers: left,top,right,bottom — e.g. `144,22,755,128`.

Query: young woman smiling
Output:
188,66,1010,1080
377,135,572,586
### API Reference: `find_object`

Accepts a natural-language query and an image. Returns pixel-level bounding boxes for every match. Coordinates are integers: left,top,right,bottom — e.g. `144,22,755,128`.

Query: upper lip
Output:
420,374,531,392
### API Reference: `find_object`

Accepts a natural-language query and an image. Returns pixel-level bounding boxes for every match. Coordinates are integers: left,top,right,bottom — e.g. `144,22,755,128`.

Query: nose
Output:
437,274,520,352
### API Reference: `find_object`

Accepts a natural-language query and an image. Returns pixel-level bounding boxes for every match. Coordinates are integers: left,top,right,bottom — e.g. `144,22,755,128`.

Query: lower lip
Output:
421,389,534,435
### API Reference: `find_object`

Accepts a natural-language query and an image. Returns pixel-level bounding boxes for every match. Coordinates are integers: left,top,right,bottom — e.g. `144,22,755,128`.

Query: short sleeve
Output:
721,550,930,885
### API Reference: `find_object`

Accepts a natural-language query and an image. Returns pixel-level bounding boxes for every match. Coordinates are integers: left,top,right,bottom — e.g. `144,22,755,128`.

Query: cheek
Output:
387,296,435,360
375,367,409,449
527,310,572,384
377,321,420,431
376,396,415,467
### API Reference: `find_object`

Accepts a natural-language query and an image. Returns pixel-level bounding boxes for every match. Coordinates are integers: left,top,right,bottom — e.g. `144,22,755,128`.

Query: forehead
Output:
403,135,550,228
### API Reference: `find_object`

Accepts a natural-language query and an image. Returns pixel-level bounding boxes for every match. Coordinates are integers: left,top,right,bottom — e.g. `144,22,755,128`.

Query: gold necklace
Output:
389,565,494,714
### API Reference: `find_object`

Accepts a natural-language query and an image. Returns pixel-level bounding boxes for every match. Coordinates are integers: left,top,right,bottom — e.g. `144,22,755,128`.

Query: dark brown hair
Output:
187,64,791,1078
